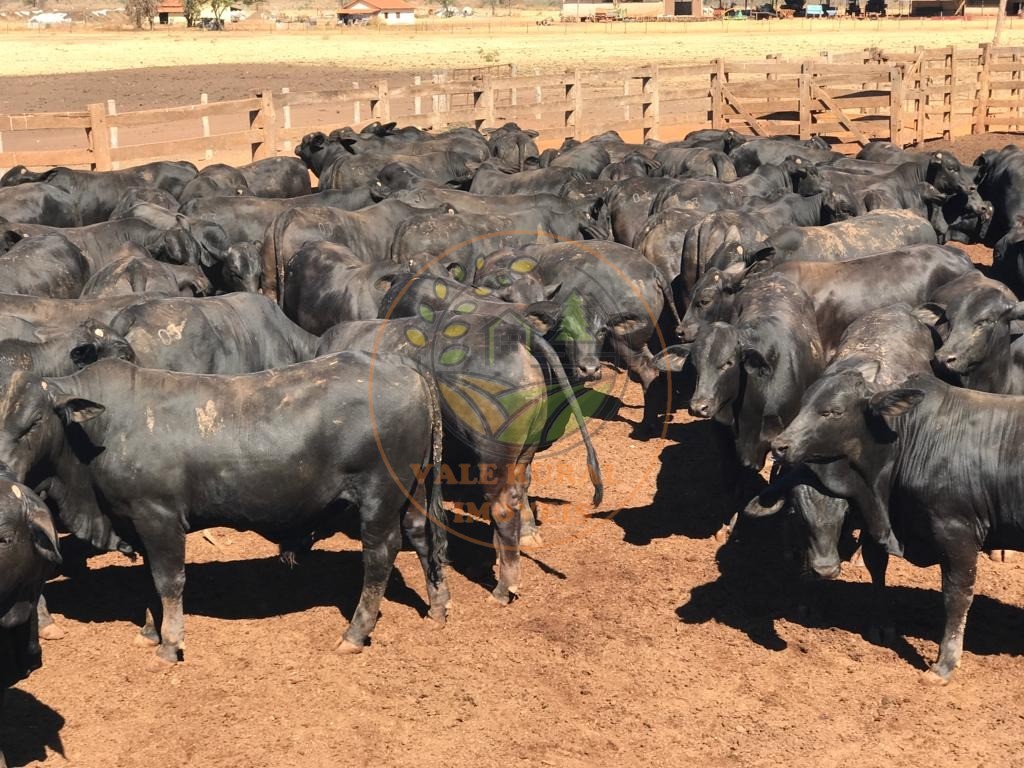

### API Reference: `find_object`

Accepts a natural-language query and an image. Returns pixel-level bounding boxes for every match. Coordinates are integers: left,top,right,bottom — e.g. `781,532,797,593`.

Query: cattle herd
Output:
2,119,1024,762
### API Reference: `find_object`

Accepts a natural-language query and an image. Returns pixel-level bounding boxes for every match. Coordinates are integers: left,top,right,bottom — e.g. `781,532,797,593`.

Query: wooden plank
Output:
889,67,904,146
107,98,262,128
278,88,381,108
809,82,869,145
110,130,264,163
710,59,724,131
719,81,769,137
976,43,991,135
0,148,94,168
0,112,91,131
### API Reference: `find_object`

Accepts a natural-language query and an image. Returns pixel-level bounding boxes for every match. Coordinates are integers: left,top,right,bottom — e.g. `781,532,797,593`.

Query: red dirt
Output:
5,127,1024,768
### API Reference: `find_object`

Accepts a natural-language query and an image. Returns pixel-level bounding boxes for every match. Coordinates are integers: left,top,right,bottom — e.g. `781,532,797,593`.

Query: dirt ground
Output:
5,17,1024,112
2,128,1023,768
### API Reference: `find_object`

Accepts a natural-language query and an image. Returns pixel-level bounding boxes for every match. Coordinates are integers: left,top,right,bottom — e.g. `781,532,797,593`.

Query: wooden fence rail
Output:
3,43,1024,173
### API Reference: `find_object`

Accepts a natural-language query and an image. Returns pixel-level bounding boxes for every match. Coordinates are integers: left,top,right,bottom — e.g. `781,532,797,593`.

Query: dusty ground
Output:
4,17,1024,112
3,130,1024,768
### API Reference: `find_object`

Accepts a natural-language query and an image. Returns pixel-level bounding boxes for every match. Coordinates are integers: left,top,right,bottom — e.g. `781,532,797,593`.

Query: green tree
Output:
184,0,202,26
209,0,231,25
126,0,157,28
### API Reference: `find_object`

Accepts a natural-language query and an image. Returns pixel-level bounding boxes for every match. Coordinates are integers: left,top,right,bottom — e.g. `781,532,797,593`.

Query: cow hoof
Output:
850,547,865,568
153,645,181,665
133,632,160,648
920,668,951,686
334,639,364,655
519,531,544,549
38,622,66,641
427,606,448,627
490,585,519,606
713,524,731,544
988,549,1016,562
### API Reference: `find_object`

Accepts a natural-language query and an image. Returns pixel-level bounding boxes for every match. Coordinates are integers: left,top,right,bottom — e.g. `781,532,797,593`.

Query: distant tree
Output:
184,0,202,25
126,0,157,27
209,0,232,24
994,0,1008,46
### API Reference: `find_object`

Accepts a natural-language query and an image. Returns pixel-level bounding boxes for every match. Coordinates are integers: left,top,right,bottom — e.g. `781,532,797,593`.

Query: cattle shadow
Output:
44,546,430,629
678,533,1024,665
602,418,766,544
0,688,65,767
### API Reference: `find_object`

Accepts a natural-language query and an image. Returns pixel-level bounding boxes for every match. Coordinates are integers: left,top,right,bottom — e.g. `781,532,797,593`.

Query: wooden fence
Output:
3,43,1024,172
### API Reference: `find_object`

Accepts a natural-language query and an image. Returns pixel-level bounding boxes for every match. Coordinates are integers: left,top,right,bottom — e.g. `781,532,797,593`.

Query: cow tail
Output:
265,208,296,306
532,335,603,507
420,369,448,584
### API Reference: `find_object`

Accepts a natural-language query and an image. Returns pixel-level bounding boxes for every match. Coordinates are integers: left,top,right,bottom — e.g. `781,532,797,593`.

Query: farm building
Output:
337,0,417,24
560,0,681,18
155,1,247,24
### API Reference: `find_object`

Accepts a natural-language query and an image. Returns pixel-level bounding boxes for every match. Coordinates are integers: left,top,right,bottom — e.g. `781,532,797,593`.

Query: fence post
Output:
975,43,991,135
200,93,213,162
414,75,422,116
798,63,812,141
476,77,495,131
372,80,391,124
353,82,361,125
251,91,277,160
564,69,579,139
943,45,955,141
106,99,120,170
710,59,724,130
510,63,518,108
889,66,904,146
281,87,292,153
646,66,660,141
87,102,112,171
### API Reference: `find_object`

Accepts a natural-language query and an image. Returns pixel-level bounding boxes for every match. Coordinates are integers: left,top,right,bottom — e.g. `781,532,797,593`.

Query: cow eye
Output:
977,318,995,327
0,535,12,546
697,297,711,308
820,409,843,419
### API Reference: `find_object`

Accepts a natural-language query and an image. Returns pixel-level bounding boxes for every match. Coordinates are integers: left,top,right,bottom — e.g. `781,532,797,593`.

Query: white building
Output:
338,0,417,24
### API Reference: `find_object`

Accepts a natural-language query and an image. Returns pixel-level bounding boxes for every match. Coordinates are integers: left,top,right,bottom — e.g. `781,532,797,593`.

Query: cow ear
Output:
721,261,748,292
651,344,691,373
53,395,105,425
542,282,562,300
851,359,881,384
1004,301,1024,321
742,348,771,376
525,129,540,138
25,498,61,566
867,388,925,419
608,314,645,337
747,245,774,266
913,302,946,326
523,302,561,335
70,343,99,368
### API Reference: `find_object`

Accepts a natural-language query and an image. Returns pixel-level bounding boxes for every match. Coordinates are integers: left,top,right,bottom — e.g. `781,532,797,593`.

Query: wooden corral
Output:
2,43,1024,171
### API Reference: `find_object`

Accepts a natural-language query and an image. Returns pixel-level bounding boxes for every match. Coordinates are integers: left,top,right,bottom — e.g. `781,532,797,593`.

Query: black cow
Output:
0,162,198,224
180,189,374,244
0,183,80,227
0,292,160,332
0,319,132,376
177,164,252,205
237,156,312,198
284,241,410,334
109,293,317,373
601,177,686,247
925,271,1024,395
108,187,181,219
80,246,211,298
470,166,584,197
650,163,794,214
652,146,737,181
260,201,450,300
768,245,974,356
728,138,839,176
0,473,61,768
485,123,540,171
598,152,661,180
318,309,601,600
770,371,1024,682
0,233,89,298
0,354,448,661
750,209,937,264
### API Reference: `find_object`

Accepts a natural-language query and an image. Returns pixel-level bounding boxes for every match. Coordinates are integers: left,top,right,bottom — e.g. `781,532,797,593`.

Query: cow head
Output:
0,468,60,631
219,241,263,294
666,321,742,422
771,370,924,467
927,151,974,196
69,320,136,368
677,262,746,342
0,166,41,188
928,287,1024,379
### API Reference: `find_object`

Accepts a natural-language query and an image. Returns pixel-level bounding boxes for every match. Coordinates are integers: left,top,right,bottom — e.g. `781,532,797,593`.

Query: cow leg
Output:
338,504,402,654
519,465,542,548
402,507,451,626
36,593,65,641
135,515,187,664
925,550,978,683
861,539,894,646
489,482,524,606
